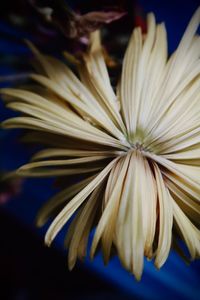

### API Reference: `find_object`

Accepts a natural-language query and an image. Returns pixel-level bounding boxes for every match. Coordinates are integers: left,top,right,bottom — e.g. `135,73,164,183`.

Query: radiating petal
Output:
45,157,119,246
154,163,173,268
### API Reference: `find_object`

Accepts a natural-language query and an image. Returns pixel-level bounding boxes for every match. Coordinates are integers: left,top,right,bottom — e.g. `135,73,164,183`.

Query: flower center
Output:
128,142,151,154
125,127,154,154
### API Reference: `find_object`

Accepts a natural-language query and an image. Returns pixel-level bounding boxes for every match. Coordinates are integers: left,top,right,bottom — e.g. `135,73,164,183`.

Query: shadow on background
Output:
0,209,134,300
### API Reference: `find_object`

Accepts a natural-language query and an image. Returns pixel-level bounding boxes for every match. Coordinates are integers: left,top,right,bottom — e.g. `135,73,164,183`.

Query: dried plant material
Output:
1,8,200,280
30,0,126,40
0,172,23,204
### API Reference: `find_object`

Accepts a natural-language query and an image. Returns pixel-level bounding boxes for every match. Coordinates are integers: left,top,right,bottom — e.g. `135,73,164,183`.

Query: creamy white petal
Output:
154,163,173,268
45,157,119,246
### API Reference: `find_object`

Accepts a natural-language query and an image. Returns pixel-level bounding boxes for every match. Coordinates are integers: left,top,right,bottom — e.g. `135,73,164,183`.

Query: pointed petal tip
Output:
155,256,165,268
90,246,96,261
103,255,109,266
1,120,9,129
68,257,76,271
134,272,142,282
0,87,5,94
35,216,44,228
24,39,39,53
155,264,160,271
90,251,94,261
44,232,52,247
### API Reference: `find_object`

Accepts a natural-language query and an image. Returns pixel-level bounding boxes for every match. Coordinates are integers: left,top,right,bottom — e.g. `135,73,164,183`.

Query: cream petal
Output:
172,199,200,259
116,151,145,280
36,175,95,227
67,182,104,270
154,163,173,268
45,157,119,246
90,153,131,261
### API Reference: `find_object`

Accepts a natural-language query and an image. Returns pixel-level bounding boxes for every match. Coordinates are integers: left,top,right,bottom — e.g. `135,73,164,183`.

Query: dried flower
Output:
30,0,126,41
1,8,200,280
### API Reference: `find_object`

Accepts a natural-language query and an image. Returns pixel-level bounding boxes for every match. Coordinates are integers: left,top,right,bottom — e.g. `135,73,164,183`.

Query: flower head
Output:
1,8,200,280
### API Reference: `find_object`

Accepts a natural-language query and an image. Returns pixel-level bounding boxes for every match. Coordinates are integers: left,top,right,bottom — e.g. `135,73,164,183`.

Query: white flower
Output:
2,8,200,280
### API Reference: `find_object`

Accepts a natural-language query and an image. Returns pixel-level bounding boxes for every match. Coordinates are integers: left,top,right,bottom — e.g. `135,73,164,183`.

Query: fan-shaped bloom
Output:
1,8,200,280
